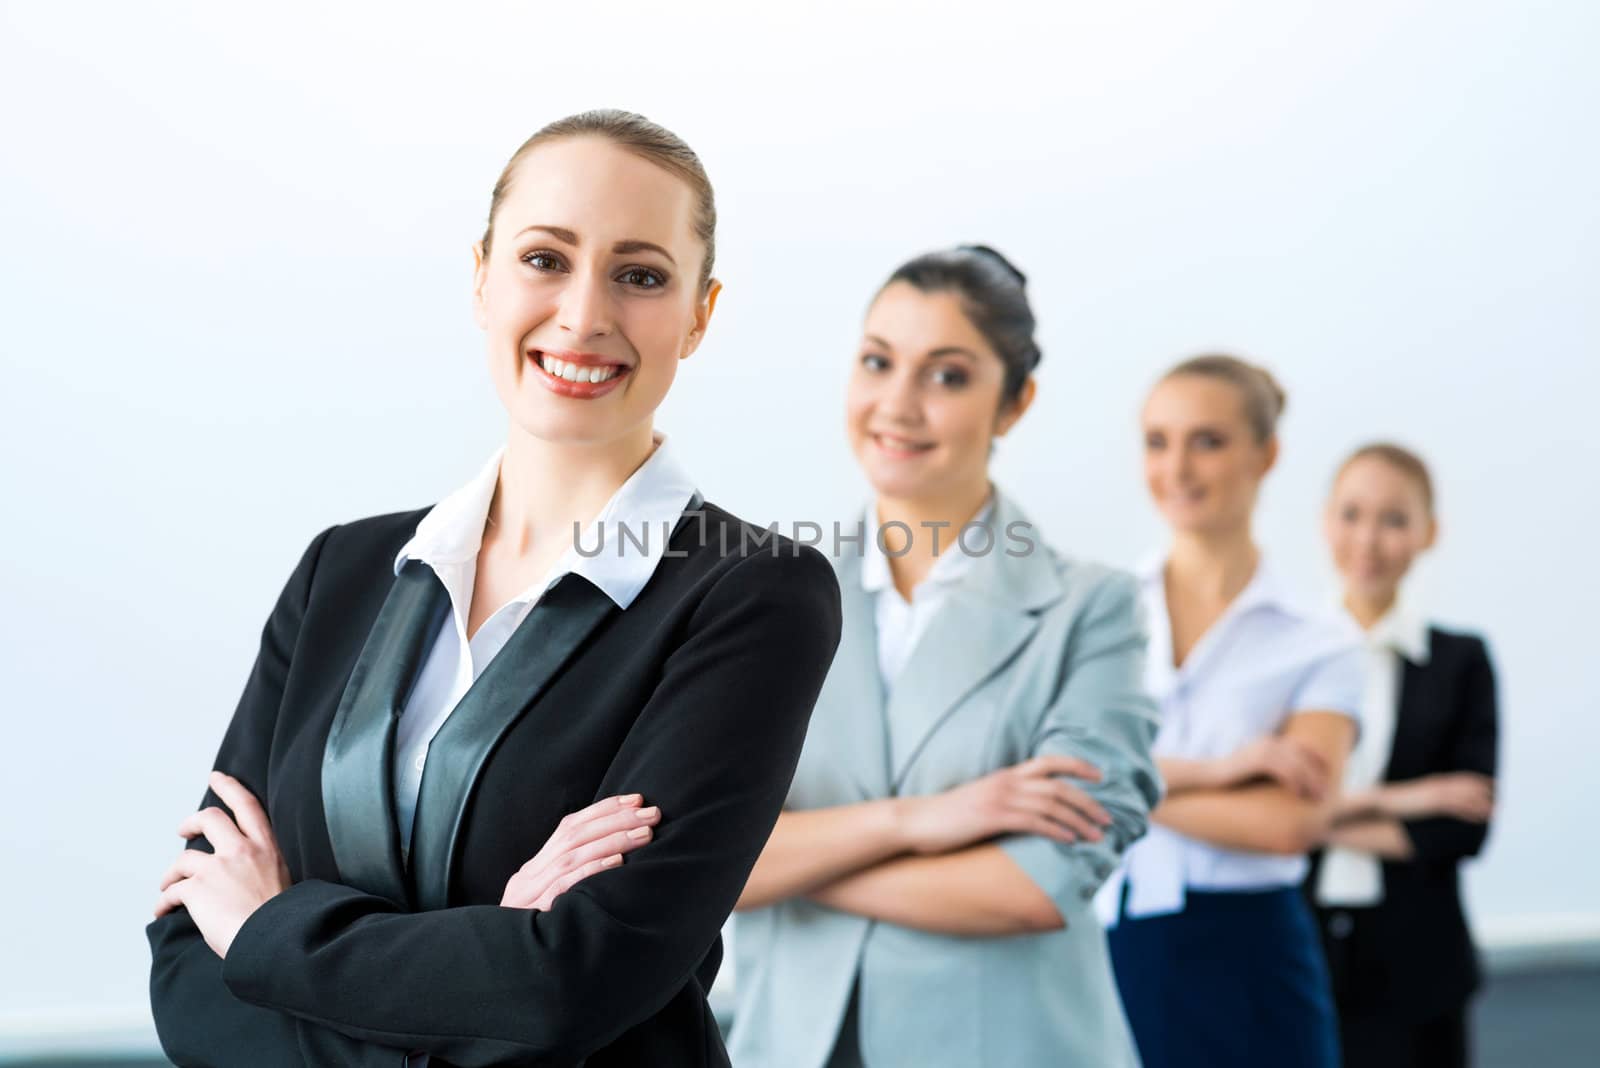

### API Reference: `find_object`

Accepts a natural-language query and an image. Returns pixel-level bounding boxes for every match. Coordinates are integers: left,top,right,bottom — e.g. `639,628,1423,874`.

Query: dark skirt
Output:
1107,886,1340,1068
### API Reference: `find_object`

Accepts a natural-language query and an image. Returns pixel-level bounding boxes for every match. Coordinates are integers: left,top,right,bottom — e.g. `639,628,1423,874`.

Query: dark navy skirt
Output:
1107,886,1340,1068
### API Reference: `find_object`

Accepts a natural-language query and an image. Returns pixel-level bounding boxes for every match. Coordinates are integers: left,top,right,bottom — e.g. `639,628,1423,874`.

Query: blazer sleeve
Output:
215,546,844,1067
998,571,1164,920
146,525,410,1067
1403,636,1500,865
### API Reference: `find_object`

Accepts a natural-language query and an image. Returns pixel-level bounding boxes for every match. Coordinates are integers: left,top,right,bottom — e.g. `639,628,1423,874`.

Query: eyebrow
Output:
515,225,677,266
863,335,980,361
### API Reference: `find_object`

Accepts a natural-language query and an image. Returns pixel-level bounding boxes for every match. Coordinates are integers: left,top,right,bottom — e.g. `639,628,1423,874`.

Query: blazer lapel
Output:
1385,628,1437,781
828,550,892,799
883,492,1063,789
408,572,618,911
321,561,449,907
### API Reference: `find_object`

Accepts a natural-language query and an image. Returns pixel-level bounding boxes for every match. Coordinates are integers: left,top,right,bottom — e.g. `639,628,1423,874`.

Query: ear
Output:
471,241,489,330
1421,513,1440,552
1259,434,1280,478
994,376,1038,437
681,279,722,360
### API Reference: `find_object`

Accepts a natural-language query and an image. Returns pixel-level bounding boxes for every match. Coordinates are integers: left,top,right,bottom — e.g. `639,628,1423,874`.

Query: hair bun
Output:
960,244,1028,288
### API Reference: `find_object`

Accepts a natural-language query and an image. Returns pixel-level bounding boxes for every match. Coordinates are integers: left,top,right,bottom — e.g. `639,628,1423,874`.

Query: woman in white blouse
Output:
1098,353,1363,1068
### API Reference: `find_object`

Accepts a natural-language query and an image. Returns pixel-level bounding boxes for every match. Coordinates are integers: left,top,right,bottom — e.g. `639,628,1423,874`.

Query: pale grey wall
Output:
1,0,1594,1046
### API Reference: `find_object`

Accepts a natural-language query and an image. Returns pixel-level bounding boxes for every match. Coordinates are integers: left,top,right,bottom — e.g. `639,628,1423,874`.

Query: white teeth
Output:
538,353,620,385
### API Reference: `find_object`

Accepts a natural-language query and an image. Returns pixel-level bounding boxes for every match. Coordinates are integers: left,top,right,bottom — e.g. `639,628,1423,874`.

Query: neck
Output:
1343,589,1398,630
876,478,992,597
1166,524,1259,602
489,420,657,556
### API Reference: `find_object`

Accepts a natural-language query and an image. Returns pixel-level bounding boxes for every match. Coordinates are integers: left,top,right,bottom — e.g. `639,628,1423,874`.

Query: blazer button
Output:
1329,912,1354,939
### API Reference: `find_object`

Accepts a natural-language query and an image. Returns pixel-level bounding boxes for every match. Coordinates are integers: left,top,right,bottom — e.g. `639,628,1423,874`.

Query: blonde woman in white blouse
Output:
1097,354,1363,1068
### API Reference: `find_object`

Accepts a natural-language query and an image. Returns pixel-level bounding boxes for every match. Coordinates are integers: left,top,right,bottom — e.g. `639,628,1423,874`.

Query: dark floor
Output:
7,966,1598,1067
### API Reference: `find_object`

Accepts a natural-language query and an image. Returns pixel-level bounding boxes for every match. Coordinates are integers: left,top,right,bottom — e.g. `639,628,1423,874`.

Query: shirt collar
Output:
860,496,995,595
1361,601,1432,665
1137,549,1306,620
394,433,698,611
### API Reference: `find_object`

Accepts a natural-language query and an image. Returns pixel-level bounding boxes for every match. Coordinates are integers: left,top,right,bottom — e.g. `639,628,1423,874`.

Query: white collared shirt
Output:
389,434,697,850
1096,554,1364,924
1315,601,1431,906
859,499,993,690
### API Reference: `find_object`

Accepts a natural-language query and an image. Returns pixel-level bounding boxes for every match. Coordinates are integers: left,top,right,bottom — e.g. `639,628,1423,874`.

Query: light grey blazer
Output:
729,492,1161,1068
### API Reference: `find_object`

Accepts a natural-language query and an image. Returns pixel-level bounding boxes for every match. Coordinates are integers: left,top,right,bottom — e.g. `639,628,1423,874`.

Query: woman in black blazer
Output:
1308,443,1499,1068
145,110,843,1068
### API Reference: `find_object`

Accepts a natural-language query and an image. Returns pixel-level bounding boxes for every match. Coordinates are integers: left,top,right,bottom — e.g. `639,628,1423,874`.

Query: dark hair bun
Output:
959,244,1028,288
881,244,1041,407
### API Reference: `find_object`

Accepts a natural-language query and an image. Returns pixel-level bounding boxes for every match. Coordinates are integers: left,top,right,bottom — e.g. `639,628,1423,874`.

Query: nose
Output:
555,269,614,341
1170,444,1196,486
876,368,924,427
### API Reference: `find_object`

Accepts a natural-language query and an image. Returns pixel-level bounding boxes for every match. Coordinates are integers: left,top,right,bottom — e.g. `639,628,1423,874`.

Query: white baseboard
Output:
0,1006,160,1060
1478,912,1600,971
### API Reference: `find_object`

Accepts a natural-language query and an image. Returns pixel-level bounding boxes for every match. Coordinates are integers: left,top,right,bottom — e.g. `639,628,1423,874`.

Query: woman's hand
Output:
500,794,661,911
1382,772,1495,822
1217,735,1330,800
896,755,1110,855
153,771,291,959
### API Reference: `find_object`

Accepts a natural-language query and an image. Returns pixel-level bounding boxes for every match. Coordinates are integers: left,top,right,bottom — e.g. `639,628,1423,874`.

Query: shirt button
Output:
413,751,427,772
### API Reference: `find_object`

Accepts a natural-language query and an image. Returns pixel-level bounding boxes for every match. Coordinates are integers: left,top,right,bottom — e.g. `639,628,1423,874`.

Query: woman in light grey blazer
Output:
728,246,1162,1068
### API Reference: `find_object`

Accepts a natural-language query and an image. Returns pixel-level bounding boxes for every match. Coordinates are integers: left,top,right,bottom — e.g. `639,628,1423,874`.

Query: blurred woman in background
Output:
729,245,1161,1068
1099,354,1362,1068
1309,442,1499,1068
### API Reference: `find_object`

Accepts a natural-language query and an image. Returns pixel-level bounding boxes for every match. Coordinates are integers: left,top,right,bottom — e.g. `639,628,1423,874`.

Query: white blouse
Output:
1314,602,1431,906
1096,555,1363,924
388,434,697,852
859,498,994,690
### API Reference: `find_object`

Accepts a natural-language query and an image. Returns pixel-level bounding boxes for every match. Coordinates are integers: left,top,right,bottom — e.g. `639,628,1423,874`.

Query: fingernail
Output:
602,854,622,867
619,794,643,805
636,806,660,821
628,826,651,840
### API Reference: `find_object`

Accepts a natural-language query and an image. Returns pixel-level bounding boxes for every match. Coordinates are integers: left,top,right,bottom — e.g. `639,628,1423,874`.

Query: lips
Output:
527,349,633,399
871,432,936,459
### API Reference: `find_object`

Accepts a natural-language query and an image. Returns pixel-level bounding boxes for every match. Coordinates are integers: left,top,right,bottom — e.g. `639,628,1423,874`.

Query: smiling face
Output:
472,135,718,448
846,283,1031,503
1141,373,1277,535
1324,454,1437,603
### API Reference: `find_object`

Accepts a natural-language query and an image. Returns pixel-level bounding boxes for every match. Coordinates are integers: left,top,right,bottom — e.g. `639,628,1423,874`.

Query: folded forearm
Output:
221,880,704,1065
1154,783,1329,855
1324,817,1415,860
737,800,911,910
807,844,1062,936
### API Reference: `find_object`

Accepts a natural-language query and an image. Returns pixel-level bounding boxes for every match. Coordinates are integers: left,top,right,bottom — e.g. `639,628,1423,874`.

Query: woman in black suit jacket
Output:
146,110,842,1068
1308,443,1499,1068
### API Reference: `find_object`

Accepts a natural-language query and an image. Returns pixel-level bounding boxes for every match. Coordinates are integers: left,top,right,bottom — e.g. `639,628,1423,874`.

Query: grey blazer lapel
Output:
828,549,892,798
882,492,1064,788
409,572,618,911
321,561,450,907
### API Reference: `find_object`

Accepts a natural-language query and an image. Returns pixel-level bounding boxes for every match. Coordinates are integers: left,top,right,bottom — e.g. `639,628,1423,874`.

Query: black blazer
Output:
147,501,843,1067
1307,627,1499,1020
